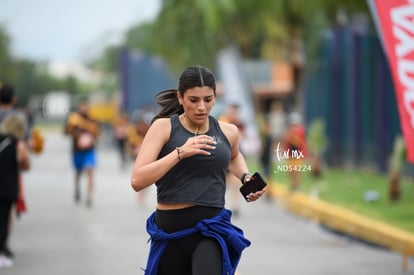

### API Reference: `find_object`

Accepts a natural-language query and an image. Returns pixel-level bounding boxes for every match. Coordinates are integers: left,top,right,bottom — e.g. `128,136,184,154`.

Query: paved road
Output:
3,131,413,275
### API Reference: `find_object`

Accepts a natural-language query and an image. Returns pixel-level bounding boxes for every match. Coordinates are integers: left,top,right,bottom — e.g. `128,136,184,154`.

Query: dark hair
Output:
0,82,15,104
151,66,216,123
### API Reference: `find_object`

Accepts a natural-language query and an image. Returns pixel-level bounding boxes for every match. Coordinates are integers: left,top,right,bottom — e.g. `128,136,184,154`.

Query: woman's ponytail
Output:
151,89,183,124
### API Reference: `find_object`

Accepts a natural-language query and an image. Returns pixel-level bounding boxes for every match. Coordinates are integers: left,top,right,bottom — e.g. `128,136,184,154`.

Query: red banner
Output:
368,0,414,163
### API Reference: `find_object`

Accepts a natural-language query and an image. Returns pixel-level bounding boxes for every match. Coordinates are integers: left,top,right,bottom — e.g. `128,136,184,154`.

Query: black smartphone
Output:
239,172,267,201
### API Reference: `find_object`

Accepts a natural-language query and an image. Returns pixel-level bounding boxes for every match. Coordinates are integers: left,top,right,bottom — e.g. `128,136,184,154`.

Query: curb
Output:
269,182,414,272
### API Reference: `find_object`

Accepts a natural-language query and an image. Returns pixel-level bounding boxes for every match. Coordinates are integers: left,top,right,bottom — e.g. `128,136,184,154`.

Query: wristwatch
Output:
240,173,251,185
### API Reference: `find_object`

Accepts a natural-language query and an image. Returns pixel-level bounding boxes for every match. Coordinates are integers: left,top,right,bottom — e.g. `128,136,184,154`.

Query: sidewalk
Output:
2,131,413,275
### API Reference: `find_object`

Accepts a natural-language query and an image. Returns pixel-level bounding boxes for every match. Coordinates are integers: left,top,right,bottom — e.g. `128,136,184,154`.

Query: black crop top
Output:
155,115,231,207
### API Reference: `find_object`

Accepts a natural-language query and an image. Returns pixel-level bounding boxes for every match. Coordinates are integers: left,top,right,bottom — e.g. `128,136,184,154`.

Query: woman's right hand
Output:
177,134,216,159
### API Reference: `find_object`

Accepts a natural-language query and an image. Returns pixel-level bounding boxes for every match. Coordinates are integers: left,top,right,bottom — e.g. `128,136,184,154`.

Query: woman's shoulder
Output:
151,117,171,127
148,117,172,137
217,119,238,133
217,119,239,143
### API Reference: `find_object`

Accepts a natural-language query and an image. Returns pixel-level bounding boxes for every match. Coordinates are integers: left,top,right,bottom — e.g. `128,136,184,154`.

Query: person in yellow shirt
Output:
65,99,100,207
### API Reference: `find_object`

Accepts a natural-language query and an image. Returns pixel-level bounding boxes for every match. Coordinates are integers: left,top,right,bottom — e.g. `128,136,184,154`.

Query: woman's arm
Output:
131,118,176,192
220,121,265,201
219,122,249,179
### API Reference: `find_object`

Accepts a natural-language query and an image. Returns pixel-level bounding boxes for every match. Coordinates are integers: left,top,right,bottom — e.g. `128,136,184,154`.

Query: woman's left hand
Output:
246,189,266,202
242,174,266,202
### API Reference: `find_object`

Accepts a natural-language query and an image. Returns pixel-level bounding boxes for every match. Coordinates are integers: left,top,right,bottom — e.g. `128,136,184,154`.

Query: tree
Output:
94,0,372,76
14,60,37,105
0,25,95,105
0,26,17,84
91,45,120,73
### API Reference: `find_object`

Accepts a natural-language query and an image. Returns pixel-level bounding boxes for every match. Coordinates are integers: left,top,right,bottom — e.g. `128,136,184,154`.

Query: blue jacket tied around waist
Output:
144,208,251,275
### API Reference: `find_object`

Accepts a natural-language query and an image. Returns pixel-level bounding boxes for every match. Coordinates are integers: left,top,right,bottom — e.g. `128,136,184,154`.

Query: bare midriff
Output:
156,202,195,210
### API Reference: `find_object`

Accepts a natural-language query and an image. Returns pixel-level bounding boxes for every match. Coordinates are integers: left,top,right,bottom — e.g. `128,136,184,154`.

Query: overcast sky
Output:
0,0,161,62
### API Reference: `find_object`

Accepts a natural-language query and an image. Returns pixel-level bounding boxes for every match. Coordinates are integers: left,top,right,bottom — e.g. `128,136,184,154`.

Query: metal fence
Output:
304,24,401,173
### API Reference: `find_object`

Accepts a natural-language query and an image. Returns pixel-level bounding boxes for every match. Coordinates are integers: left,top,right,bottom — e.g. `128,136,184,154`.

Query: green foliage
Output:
2,1,373,100
92,0,372,74
91,45,121,73
249,159,414,233
0,25,18,84
307,118,327,156
0,26,94,105
307,169,414,233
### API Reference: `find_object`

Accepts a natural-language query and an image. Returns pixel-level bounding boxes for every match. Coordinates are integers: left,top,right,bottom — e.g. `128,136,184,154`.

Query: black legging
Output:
0,199,13,252
155,206,223,275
